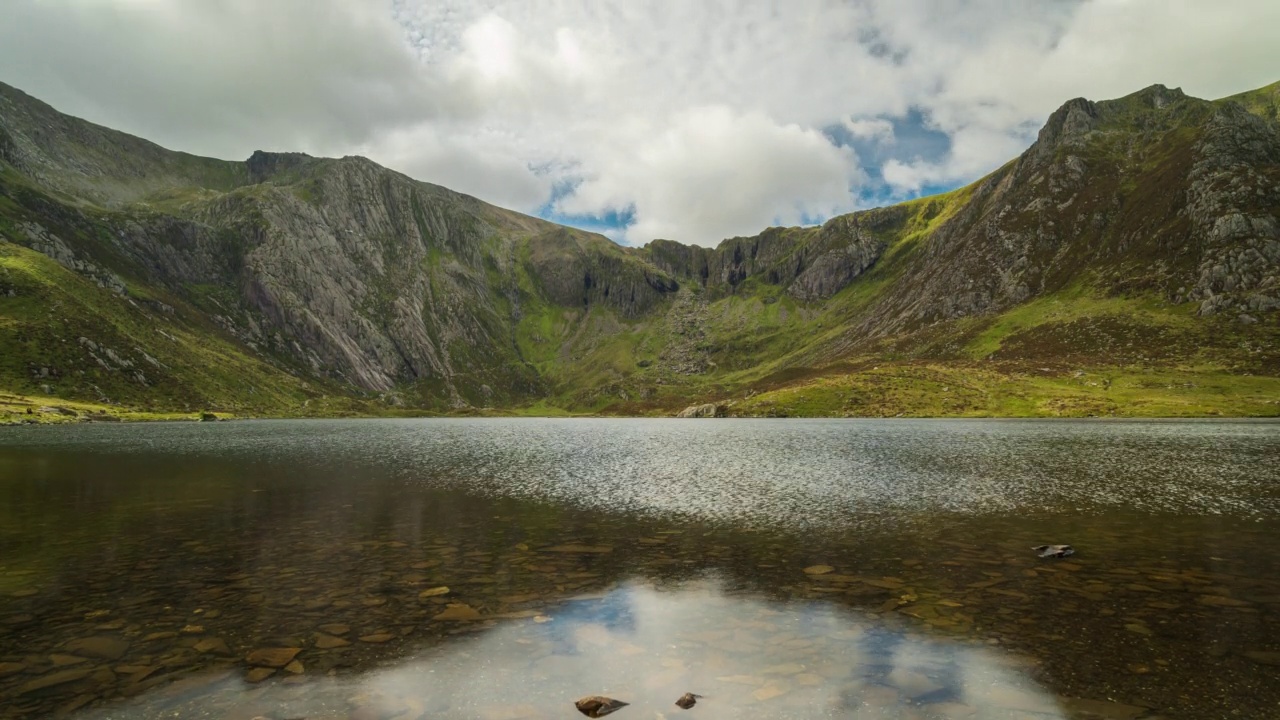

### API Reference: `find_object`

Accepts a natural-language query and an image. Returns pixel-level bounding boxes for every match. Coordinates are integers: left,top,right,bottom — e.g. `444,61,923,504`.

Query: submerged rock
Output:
432,604,483,621
1033,545,1074,558
244,647,300,668
64,636,130,660
314,633,350,649
675,692,702,709
16,667,93,695
676,403,726,418
575,696,629,717
244,667,276,683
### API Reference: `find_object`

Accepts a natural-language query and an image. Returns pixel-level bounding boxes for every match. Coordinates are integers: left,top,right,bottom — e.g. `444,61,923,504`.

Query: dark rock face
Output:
245,150,314,184
526,229,680,316
641,205,902,301
849,84,1280,337
787,213,889,301
1185,104,1280,317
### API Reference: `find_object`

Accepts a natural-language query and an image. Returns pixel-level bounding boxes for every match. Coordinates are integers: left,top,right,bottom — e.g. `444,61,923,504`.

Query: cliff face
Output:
0,82,675,403
839,85,1280,337
642,205,903,301
0,79,1277,414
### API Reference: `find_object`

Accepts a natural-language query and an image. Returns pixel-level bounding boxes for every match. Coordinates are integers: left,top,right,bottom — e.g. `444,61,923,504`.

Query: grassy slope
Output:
0,239,395,424
730,284,1280,418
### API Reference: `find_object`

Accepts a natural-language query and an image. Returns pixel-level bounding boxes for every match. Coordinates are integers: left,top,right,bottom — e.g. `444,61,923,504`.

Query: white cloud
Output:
0,0,445,155
556,106,860,244
1,0,1278,245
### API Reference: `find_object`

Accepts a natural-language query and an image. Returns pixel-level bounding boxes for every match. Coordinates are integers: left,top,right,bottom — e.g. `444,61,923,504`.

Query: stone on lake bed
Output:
1033,545,1075,559
358,633,397,643
492,610,542,619
803,565,834,575
49,654,89,666
314,633,350,649
64,636,130,660
808,574,860,583
318,623,350,635
244,667,276,683
0,661,27,677
284,660,304,674
574,695,629,717
193,638,232,656
17,667,94,695
418,586,450,599
675,692,702,709
244,647,300,667
433,604,483,621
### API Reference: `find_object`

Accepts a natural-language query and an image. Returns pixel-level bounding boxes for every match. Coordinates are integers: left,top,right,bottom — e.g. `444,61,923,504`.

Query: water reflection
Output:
0,419,1277,719
72,580,1071,720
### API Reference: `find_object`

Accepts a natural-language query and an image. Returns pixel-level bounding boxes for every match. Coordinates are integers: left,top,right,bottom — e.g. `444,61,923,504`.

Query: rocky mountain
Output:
0,79,1277,419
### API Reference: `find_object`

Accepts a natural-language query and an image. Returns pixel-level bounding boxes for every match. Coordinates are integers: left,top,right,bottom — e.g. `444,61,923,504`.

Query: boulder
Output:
676,403,726,418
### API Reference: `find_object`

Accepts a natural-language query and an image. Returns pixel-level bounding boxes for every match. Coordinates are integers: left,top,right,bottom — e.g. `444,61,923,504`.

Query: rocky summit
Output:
0,79,1277,420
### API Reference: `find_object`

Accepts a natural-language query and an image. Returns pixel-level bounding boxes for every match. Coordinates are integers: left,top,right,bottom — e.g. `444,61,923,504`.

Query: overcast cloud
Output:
1,0,1277,245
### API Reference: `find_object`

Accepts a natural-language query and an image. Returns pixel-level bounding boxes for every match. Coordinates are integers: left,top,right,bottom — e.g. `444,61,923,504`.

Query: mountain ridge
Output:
0,78,1277,420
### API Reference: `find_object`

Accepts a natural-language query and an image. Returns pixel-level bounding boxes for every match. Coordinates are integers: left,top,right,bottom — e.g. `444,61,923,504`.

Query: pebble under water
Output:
0,418,1277,719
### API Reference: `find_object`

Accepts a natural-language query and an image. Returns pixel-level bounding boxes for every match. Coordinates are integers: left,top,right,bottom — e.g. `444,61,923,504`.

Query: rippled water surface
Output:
0,418,1278,719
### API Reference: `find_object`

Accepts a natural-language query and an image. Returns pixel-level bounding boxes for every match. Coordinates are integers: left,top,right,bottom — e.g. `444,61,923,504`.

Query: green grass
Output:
730,363,1280,418
1221,80,1280,121
960,285,1194,360
0,240,325,415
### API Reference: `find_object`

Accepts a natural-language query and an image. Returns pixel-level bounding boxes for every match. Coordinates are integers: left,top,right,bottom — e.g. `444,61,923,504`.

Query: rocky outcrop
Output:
526,228,680,316
786,213,889,300
849,83,1280,337
1184,103,1280,318
641,205,900,301
675,402,726,418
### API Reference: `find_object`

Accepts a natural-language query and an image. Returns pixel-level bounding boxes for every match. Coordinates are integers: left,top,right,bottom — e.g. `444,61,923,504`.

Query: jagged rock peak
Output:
246,150,314,183
1034,97,1099,159
1123,83,1187,109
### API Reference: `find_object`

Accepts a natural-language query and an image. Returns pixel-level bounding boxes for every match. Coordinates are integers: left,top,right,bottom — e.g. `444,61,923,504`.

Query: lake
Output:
0,418,1278,719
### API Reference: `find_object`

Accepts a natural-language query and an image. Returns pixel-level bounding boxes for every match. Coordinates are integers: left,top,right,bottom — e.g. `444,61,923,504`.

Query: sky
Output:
1,1,1278,247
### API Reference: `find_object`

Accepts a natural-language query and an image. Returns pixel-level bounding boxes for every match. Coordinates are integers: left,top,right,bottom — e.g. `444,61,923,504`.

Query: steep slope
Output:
0,79,1277,419
0,81,680,411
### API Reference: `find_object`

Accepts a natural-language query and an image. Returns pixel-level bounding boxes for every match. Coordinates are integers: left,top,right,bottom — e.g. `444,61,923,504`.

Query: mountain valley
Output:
1,79,1277,421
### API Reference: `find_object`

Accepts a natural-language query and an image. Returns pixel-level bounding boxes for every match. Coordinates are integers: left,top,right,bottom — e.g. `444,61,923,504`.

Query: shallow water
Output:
0,418,1277,719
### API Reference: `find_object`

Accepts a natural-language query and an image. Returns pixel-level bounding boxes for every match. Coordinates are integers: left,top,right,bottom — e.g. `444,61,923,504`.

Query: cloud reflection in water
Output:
110,579,1067,719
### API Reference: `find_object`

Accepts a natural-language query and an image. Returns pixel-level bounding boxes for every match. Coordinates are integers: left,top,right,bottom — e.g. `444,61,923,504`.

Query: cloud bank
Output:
2,0,1278,245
